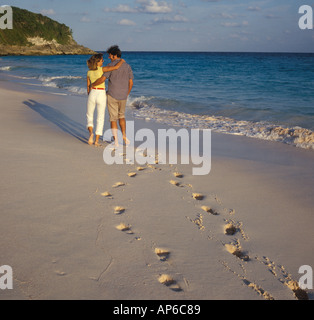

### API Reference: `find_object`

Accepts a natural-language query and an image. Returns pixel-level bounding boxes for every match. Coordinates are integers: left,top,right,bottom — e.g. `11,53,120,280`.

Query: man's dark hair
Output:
107,45,122,58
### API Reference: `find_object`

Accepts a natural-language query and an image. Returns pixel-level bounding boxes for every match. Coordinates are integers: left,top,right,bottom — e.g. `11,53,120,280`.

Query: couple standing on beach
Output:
86,45,134,147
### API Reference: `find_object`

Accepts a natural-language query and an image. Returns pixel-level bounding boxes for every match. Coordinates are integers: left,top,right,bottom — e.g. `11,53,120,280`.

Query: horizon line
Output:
94,50,314,54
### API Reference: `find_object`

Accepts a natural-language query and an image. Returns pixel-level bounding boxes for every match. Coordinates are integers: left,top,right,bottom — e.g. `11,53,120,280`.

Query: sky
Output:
4,0,314,52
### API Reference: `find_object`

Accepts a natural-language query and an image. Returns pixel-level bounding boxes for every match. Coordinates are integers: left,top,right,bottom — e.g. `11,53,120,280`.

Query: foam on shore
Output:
128,96,314,150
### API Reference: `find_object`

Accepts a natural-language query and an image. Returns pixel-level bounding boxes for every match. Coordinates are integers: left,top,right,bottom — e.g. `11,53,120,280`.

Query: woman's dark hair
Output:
107,45,122,58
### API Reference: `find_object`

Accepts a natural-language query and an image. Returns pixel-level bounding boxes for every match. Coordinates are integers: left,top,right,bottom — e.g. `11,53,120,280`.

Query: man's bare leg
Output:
119,118,130,145
111,121,119,147
88,126,94,145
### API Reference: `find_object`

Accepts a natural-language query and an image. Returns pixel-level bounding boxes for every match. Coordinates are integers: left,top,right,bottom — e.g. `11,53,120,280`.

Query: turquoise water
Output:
1,52,314,149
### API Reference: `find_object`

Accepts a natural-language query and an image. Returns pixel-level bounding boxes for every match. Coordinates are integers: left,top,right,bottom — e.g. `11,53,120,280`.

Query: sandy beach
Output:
1,79,314,301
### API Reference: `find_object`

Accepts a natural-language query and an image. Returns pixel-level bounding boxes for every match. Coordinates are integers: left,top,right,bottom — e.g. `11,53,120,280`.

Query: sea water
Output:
1,52,314,149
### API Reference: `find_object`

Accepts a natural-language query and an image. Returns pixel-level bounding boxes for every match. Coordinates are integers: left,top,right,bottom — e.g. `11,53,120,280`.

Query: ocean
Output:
1,52,314,150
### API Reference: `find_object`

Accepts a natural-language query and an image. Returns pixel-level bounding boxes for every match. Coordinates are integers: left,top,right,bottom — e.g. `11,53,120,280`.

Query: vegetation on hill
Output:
0,6,73,46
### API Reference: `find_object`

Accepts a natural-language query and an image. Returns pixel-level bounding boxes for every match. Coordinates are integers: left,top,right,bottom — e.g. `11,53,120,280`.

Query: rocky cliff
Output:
0,6,96,56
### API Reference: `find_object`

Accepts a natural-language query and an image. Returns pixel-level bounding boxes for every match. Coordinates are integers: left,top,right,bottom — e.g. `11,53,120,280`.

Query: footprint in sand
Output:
256,256,309,300
115,223,133,234
225,243,249,261
223,219,249,240
158,274,182,292
169,180,181,187
128,172,137,177
221,261,274,300
242,279,274,300
192,193,204,200
101,191,112,198
173,172,184,178
154,248,170,261
153,247,184,292
112,182,125,188
286,280,309,300
114,206,125,215
201,205,219,215
224,223,237,235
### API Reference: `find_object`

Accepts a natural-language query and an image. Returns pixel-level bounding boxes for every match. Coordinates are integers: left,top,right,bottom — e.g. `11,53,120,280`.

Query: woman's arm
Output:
102,59,125,72
87,77,91,95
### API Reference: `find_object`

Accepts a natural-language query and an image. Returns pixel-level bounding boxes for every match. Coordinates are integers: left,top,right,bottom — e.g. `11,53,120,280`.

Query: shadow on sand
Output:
24,99,88,144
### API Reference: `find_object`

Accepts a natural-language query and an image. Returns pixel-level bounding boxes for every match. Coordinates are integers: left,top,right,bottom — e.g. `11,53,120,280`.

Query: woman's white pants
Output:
86,90,107,136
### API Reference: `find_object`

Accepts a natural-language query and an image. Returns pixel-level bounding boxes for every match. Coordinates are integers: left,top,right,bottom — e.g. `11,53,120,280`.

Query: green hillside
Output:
0,6,73,46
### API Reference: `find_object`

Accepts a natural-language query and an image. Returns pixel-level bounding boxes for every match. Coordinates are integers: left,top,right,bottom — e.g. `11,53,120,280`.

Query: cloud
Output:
211,12,240,19
247,6,261,12
104,0,172,14
40,9,56,16
151,14,188,24
118,19,137,26
104,4,137,13
137,0,172,14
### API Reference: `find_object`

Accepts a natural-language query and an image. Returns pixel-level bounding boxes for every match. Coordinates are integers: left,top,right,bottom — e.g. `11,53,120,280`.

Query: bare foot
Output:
88,134,94,145
123,136,130,145
94,141,101,147
109,142,119,150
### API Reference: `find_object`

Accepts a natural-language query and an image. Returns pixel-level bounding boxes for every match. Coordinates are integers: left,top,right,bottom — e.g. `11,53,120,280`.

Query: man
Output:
92,45,133,147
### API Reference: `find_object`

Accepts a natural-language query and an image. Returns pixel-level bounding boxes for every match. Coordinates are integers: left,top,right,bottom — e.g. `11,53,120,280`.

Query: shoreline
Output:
1,79,314,300
2,66,313,150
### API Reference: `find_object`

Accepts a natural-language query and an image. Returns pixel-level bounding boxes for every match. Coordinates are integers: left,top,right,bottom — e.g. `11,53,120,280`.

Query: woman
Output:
86,53,124,146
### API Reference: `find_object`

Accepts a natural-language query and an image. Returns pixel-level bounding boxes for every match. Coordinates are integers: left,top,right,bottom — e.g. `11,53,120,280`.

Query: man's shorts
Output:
107,95,127,122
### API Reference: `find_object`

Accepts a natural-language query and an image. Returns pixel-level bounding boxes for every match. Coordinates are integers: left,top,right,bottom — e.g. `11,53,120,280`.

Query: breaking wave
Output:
127,96,314,150
0,66,12,71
